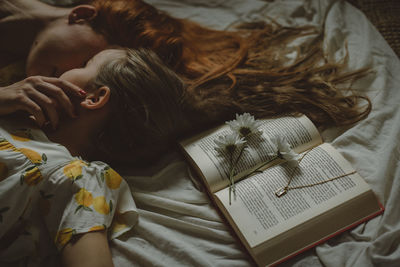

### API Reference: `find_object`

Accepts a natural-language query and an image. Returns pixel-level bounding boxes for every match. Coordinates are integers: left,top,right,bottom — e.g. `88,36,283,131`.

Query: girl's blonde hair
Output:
87,48,188,167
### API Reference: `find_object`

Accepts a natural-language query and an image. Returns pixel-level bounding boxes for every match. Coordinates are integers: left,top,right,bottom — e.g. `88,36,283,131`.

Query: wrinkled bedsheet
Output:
26,0,400,266
111,1,400,266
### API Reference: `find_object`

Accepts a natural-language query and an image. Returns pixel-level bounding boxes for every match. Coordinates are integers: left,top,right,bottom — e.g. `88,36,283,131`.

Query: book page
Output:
180,115,322,193
214,143,371,248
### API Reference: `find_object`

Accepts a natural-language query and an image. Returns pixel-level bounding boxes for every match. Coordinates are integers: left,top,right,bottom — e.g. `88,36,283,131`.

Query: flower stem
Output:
229,164,235,204
228,152,233,205
228,145,247,204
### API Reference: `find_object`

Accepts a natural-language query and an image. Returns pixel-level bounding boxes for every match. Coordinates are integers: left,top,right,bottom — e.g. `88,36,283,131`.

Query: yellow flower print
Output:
18,148,47,165
111,212,129,234
11,129,33,142
93,196,112,215
39,190,54,216
20,166,43,186
74,188,93,213
55,228,76,248
0,138,14,151
63,160,87,182
0,162,8,182
89,225,106,232
102,166,122,189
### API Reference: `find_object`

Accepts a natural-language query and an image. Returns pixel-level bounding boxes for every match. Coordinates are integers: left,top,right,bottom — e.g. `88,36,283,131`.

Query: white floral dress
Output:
0,118,138,263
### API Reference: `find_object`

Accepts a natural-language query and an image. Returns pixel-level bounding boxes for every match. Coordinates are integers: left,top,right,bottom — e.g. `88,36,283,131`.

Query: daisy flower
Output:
271,136,300,167
226,113,262,138
214,132,246,155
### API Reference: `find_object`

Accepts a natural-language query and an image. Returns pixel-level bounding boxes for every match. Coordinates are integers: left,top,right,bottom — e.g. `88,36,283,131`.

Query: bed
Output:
107,1,400,266
16,0,400,266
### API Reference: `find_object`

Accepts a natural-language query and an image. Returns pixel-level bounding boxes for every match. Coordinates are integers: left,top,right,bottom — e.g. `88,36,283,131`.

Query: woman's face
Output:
26,22,109,78
59,49,123,89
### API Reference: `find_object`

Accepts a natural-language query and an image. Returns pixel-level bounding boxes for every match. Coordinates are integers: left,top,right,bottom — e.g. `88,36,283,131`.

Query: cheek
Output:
56,36,108,75
26,39,79,77
26,42,54,76
59,70,88,88
54,45,109,77
26,34,107,77
53,55,89,77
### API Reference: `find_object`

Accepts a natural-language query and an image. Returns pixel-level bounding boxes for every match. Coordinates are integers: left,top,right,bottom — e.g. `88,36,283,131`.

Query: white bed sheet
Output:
110,0,400,266
32,0,400,266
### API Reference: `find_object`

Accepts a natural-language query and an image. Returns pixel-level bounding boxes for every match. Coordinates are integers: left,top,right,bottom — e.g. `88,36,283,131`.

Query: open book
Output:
179,115,383,267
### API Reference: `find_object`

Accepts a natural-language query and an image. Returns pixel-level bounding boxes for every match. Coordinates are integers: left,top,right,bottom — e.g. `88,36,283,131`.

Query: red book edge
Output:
271,202,385,266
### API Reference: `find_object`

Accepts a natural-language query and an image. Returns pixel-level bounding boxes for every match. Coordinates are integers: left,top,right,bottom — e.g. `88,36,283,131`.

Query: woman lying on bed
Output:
1,0,371,136
0,47,188,267
0,1,373,265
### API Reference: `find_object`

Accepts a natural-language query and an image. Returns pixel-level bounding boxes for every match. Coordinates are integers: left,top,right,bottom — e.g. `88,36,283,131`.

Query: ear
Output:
68,5,98,25
80,86,111,110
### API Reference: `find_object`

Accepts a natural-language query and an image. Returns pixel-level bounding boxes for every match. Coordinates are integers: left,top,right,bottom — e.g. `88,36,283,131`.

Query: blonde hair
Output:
87,48,188,167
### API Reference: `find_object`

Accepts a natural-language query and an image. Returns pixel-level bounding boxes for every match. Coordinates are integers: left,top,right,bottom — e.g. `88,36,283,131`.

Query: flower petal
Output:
226,113,262,137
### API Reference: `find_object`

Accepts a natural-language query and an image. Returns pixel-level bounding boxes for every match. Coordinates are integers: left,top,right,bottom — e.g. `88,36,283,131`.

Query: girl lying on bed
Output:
0,1,373,266
1,0,371,137
0,48,187,267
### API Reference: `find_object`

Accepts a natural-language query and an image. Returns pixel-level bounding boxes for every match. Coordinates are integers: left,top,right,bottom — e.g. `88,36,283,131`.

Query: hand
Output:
0,76,86,129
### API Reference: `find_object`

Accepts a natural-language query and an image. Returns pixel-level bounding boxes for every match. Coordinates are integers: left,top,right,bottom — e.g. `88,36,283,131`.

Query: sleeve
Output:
39,159,138,251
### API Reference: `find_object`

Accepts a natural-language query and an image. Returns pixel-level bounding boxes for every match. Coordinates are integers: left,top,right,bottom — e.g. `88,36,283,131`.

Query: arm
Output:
61,230,114,267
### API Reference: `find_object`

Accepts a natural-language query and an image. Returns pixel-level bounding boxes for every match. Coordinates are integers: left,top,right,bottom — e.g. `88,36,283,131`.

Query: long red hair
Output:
87,0,371,130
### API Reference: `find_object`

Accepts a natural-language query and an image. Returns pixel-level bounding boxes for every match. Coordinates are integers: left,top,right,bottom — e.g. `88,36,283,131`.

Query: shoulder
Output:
86,161,124,190
60,160,124,189
0,118,75,167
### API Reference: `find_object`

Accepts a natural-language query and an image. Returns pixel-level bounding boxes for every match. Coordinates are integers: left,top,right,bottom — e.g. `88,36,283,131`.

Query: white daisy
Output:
271,136,300,167
226,113,262,138
214,132,246,155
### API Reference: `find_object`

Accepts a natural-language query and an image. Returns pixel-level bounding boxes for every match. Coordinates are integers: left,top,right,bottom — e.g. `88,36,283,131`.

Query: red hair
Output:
86,0,246,82
87,0,185,69
87,0,371,130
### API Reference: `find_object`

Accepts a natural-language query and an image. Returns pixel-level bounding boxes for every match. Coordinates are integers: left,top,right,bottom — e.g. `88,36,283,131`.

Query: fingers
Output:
36,80,77,118
25,87,59,129
18,97,46,127
42,77,87,98
21,76,87,129
41,77,88,118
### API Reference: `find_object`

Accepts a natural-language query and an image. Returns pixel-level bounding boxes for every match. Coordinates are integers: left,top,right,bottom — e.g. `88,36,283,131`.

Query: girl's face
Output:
59,49,123,89
26,23,109,78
